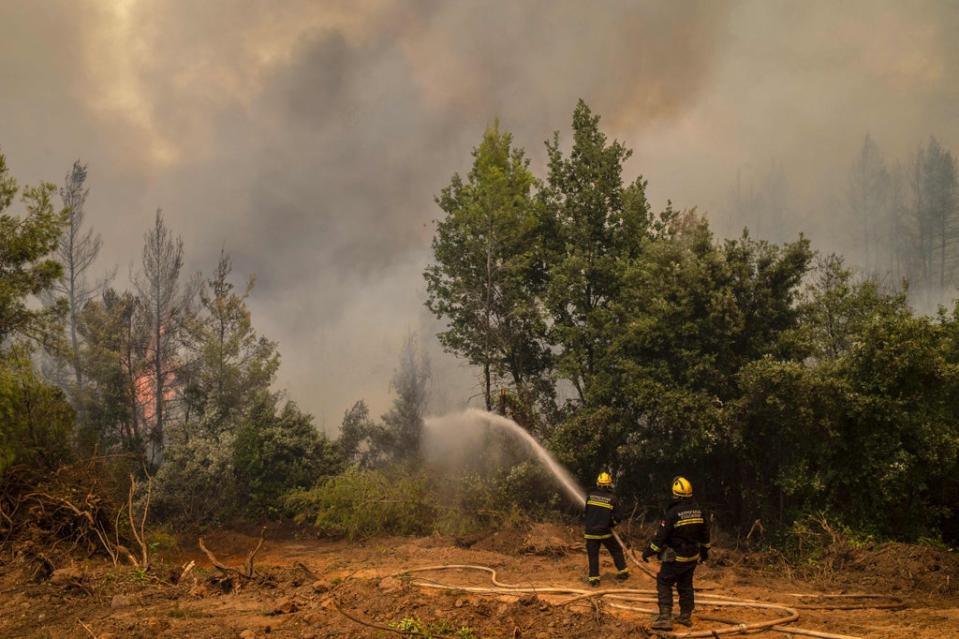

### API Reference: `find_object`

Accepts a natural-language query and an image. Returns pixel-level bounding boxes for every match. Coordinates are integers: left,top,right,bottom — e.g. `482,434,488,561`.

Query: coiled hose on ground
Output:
331,532,903,638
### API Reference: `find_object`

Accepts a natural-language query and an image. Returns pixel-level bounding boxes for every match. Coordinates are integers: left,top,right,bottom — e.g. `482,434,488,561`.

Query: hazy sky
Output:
2,1,957,430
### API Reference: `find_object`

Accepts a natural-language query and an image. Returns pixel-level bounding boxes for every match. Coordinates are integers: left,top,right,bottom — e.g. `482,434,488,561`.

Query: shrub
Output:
151,430,237,525
234,396,342,516
433,461,565,535
283,469,435,539
0,348,74,475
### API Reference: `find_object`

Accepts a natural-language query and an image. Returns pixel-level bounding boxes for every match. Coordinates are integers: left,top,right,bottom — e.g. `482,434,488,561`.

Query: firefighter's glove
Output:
641,548,653,563
700,547,709,562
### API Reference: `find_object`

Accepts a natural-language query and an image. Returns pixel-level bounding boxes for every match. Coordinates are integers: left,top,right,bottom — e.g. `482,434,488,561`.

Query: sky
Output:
1,0,957,431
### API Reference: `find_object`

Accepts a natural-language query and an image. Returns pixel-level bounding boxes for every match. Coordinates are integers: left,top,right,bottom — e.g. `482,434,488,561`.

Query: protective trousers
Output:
586,537,627,578
657,560,696,614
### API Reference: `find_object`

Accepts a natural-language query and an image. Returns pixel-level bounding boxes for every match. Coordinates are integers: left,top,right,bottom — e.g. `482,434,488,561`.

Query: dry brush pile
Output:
0,457,152,580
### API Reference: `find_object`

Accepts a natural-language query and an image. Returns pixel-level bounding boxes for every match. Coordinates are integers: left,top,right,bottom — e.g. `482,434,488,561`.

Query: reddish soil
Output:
1,524,956,638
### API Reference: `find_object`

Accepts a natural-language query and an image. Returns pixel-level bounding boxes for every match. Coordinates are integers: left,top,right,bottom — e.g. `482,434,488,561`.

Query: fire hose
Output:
391,563,898,639
327,528,901,639
331,527,902,638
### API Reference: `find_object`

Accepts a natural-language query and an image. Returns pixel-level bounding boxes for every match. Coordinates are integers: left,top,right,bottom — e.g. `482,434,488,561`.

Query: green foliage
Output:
76,288,147,456
0,150,67,346
425,122,550,412
381,334,430,466
151,429,237,524
391,616,477,639
183,251,279,437
284,469,435,539
540,101,652,405
0,346,74,474
438,462,562,535
233,393,341,516
423,102,959,544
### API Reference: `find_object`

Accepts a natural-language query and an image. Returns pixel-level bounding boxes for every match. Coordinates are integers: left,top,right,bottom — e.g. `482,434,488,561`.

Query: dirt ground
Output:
1,524,957,639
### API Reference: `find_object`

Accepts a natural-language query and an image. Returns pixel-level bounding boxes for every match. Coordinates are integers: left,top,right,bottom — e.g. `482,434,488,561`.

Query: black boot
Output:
615,569,630,582
650,607,673,630
675,610,693,627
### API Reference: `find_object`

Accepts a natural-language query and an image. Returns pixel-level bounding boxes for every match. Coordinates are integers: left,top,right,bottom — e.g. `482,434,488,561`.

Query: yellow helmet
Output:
596,472,613,488
672,476,693,498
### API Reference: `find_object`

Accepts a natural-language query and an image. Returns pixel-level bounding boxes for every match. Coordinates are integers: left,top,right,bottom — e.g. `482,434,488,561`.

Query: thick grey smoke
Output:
1,1,957,429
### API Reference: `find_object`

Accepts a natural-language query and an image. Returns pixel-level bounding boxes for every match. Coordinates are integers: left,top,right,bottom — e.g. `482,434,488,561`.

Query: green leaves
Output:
0,151,68,346
425,122,549,413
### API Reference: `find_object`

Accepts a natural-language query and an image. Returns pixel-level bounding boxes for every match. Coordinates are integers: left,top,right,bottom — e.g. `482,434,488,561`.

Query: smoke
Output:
423,409,586,507
1,1,957,429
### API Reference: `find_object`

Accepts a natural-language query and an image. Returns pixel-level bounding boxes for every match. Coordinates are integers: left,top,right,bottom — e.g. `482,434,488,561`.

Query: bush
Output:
151,430,237,525
284,469,435,539
435,462,565,535
234,395,342,516
0,348,74,475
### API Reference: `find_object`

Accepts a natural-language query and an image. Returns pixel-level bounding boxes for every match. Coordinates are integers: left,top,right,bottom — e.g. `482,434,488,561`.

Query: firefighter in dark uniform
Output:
641,476,710,630
583,471,629,587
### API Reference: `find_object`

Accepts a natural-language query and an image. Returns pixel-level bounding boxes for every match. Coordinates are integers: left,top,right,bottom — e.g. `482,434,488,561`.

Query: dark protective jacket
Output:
646,498,710,562
583,487,622,539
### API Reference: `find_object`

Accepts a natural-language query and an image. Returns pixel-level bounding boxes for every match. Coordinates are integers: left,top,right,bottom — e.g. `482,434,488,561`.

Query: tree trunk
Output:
484,361,492,412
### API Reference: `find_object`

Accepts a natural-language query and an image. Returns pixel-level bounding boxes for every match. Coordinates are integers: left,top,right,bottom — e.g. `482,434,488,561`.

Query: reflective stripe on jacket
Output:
646,498,710,561
584,487,621,538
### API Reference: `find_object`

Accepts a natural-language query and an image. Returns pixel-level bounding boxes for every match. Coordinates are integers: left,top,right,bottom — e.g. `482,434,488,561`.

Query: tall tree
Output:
847,134,889,274
183,250,279,435
0,151,66,347
425,123,548,411
540,100,651,404
77,288,148,455
886,163,915,284
48,160,106,392
912,138,959,293
381,333,430,465
133,210,196,466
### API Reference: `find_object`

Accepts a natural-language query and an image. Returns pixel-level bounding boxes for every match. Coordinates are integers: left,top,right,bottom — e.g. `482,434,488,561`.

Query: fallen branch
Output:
330,594,455,638
78,620,96,638
198,527,266,580
127,473,153,571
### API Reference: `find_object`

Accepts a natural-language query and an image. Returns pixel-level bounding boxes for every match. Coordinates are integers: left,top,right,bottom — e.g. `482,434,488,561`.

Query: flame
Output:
134,324,179,427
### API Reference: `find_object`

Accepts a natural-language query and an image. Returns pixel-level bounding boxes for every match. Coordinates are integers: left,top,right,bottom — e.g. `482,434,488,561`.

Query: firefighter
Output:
583,471,629,587
641,476,710,630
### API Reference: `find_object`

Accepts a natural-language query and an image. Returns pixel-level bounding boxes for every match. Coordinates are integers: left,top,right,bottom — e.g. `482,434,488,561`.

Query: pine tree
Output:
77,288,148,455
381,334,430,465
183,250,279,436
846,135,890,275
912,138,959,295
132,210,197,467
51,161,104,390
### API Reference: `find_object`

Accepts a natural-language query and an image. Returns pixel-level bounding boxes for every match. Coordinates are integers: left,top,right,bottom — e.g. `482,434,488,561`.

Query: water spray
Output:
424,408,653,576
407,409,890,638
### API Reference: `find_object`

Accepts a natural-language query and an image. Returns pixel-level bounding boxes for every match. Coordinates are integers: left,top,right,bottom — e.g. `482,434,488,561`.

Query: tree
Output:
132,210,197,467
540,100,651,405
912,138,958,293
795,255,908,361
425,123,549,413
0,151,67,347
184,250,279,436
234,392,341,515
77,288,148,455
847,135,890,274
337,400,379,467
380,334,431,466
47,160,106,393
0,346,74,474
